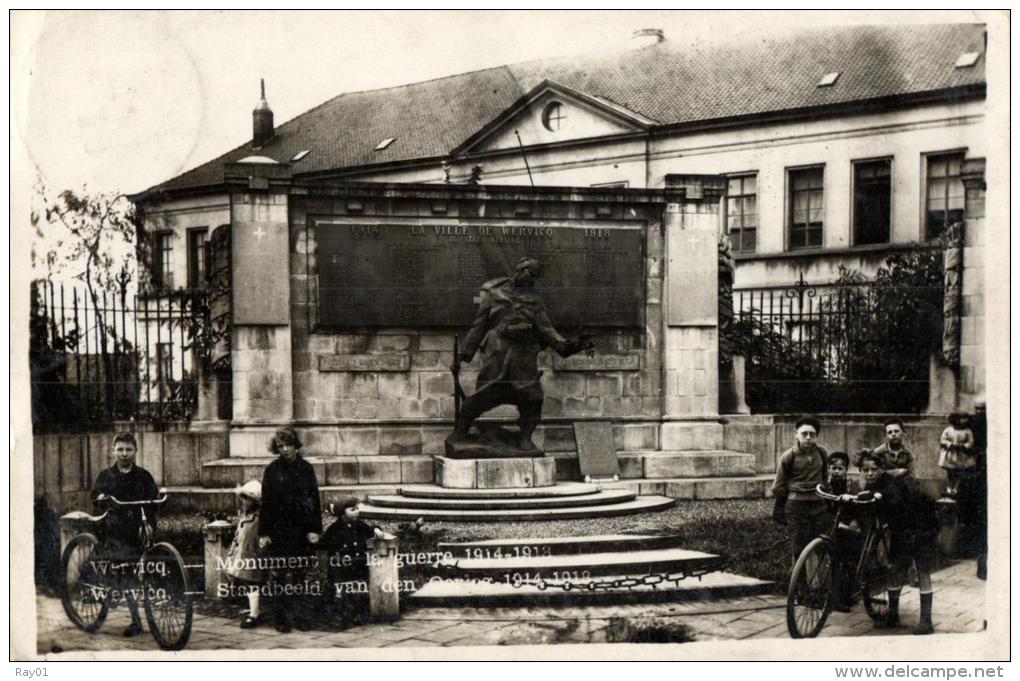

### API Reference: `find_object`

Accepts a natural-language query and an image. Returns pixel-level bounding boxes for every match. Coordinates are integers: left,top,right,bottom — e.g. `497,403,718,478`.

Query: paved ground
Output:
36,560,985,653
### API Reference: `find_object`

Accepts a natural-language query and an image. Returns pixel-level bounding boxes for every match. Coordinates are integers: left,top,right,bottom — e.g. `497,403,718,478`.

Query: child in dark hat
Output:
320,498,386,627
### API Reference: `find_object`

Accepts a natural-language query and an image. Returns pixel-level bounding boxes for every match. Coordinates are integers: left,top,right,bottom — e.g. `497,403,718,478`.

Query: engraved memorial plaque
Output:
315,220,644,327
574,421,620,478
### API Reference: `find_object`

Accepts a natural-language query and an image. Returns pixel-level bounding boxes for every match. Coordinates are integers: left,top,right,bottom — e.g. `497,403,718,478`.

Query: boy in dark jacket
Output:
859,451,939,634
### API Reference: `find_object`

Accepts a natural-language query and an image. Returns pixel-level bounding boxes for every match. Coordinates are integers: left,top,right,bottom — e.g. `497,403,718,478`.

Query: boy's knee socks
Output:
888,589,901,620
919,591,933,624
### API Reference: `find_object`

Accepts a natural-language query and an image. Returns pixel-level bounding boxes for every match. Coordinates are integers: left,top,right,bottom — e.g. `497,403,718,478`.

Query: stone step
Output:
359,495,676,522
632,450,756,478
366,489,635,511
164,485,400,513
201,456,433,487
438,547,723,577
439,534,686,557
605,475,773,500
409,570,774,607
400,482,600,499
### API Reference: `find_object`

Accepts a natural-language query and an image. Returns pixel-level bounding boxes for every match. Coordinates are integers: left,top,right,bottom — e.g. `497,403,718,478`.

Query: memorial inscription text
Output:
315,221,645,327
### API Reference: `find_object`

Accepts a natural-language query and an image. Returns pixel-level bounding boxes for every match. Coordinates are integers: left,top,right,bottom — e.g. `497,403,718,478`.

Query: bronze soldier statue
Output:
450,257,592,453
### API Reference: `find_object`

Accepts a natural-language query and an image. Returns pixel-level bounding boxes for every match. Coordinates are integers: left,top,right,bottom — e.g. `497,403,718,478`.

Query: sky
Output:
10,9,992,197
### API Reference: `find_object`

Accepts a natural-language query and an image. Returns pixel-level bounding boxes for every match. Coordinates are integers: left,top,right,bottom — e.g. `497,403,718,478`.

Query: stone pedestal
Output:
434,456,557,489
59,511,97,556
367,535,400,621
203,520,235,598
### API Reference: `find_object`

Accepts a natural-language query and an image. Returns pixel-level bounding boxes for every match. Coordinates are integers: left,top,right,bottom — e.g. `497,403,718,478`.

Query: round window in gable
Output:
542,102,565,132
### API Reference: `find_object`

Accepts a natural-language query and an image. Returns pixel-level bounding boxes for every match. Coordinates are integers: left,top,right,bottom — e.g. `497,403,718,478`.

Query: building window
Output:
187,228,208,289
853,159,892,245
925,151,965,240
542,102,565,132
726,174,757,253
788,166,824,249
152,232,174,289
591,181,629,188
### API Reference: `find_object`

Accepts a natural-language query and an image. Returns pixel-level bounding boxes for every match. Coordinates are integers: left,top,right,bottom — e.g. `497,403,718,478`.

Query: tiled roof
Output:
144,23,985,196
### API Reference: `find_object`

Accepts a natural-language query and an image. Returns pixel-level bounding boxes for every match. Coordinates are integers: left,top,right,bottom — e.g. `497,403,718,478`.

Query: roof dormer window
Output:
375,137,395,150
817,72,840,87
542,102,565,132
955,51,980,68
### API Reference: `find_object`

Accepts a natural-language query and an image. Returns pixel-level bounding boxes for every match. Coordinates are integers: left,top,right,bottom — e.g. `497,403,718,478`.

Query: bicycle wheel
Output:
861,528,893,622
787,537,834,639
141,542,193,650
61,533,110,632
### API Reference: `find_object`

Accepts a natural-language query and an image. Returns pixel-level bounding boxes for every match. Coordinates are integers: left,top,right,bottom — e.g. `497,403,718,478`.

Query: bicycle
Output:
60,491,194,650
786,484,893,638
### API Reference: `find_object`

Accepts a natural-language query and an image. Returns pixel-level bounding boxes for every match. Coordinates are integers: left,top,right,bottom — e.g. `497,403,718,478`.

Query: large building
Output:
135,23,989,414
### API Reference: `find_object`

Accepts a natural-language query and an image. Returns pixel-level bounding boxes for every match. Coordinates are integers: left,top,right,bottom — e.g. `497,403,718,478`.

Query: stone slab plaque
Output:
553,353,640,371
318,353,409,372
233,209,289,325
667,227,717,326
315,220,644,327
573,421,620,478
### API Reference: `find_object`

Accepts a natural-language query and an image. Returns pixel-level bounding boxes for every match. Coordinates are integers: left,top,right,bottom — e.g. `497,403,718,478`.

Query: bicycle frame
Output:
63,490,194,649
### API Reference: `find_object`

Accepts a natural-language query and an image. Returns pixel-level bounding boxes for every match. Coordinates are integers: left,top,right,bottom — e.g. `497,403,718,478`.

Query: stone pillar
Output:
203,520,235,598
367,535,400,621
925,353,958,414
59,511,96,556
661,175,726,446
226,162,295,455
720,355,751,415
958,158,986,410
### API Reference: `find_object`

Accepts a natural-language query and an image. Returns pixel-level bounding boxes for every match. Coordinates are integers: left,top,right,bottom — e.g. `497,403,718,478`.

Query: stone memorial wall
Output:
277,184,668,458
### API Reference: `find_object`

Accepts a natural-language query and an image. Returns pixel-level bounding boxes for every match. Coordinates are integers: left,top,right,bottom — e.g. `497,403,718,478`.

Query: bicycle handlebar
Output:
97,493,169,506
814,484,881,504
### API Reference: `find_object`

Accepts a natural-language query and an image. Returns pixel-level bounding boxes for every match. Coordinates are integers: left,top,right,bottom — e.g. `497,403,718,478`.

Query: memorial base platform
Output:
434,456,556,489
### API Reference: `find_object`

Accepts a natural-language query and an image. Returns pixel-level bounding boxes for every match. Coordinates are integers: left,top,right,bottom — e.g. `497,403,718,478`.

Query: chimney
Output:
253,78,274,149
631,28,664,48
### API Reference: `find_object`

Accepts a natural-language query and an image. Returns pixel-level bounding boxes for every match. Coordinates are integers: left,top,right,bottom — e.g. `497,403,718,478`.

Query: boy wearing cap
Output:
771,415,830,563
224,480,265,629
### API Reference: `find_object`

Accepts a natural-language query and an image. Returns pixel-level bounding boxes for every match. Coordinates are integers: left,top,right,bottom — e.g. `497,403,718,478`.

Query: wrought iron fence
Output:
731,270,944,413
30,281,206,430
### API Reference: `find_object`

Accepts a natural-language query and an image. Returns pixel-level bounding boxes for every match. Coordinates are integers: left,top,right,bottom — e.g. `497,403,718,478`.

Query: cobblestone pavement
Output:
36,561,985,654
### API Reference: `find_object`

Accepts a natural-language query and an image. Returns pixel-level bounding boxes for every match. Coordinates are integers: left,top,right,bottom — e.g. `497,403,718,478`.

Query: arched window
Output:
542,102,565,132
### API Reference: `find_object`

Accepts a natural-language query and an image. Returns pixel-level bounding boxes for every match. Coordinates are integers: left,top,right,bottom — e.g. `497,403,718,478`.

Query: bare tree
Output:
31,180,148,413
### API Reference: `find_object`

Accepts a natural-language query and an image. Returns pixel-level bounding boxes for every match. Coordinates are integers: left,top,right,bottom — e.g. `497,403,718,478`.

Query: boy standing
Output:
872,419,914,480
771,416,830,562
92,432,159,638
859,451,939,634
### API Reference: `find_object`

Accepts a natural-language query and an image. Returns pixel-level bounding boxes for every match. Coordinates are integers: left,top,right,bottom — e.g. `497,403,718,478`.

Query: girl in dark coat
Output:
258,427,322,632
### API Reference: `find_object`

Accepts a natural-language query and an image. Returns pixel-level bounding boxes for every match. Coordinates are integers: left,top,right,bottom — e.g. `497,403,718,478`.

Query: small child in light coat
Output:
939,411,976,497
224,480,267,628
